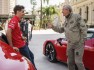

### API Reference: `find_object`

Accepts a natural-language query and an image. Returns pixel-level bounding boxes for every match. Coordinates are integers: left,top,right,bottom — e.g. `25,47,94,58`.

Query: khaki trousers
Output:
67,42,86,70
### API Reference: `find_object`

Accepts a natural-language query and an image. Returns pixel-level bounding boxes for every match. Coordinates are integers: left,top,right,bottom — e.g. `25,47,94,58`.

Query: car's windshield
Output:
87,32,93,38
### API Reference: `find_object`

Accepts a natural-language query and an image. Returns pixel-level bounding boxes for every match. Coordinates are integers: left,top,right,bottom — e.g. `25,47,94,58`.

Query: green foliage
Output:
43,0,49,4
41,6,58,29
42,6,57,16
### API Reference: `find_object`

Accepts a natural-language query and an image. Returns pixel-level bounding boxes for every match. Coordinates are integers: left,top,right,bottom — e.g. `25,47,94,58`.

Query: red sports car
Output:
43,29,94,70
0,30,35,70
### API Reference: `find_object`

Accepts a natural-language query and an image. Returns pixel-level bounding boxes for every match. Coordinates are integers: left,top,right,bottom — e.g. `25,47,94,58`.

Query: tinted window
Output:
87,32,94,38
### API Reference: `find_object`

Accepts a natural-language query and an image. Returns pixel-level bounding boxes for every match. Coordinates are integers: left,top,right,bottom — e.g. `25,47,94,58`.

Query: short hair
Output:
13,5,24,14
63,5,72,12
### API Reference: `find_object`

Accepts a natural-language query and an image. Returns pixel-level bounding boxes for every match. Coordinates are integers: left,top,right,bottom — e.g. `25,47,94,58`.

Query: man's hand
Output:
22,36,27,41
47,23,53,28
13,47,19,52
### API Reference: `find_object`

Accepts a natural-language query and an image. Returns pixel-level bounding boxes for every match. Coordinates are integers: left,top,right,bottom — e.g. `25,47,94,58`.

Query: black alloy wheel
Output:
45,42,57,62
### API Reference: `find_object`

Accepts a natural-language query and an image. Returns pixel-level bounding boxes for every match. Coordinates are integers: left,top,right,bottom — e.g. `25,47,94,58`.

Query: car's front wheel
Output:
45,42,57,62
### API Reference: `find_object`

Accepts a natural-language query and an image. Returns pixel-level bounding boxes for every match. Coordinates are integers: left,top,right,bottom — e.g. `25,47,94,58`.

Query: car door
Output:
91,37,94,47
84,31,94,70
60,41,67,62
56,38,67,63
85,31,93,47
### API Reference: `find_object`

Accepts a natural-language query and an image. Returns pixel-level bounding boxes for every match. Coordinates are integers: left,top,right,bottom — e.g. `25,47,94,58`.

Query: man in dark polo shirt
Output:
6,5,37,70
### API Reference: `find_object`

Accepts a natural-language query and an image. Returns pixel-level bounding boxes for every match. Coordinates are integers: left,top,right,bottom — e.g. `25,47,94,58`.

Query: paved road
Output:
28,33,68,70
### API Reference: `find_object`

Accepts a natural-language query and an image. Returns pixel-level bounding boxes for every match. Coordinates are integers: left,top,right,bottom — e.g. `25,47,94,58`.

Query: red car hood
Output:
0,40,35,70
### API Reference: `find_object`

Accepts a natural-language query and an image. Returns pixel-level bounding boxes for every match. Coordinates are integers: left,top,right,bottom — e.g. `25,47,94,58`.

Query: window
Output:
87,32,94,38
86,6,89,21
79,8,82,16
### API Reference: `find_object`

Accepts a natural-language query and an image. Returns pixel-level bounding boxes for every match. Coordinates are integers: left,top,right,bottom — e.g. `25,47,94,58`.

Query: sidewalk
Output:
0,29,60,34
32,29,59,34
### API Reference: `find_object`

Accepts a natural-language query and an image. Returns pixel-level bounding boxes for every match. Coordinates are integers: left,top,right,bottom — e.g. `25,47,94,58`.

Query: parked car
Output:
43,28,94,70
0,29,35,70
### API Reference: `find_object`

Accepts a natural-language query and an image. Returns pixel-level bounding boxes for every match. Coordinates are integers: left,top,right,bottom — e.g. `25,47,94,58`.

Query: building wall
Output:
56,0,94,25
70,0,94,25
0,0,2,14
0,0,16,15
0,0,9,15
9,0,16,15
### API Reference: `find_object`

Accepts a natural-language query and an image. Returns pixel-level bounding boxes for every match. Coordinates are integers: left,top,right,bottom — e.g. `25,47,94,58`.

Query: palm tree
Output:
40,0,50,28
42,6,57,29
43,0,49,4
30,0,34,4
30,0,50,28
30,0,37,26
30,0,37,14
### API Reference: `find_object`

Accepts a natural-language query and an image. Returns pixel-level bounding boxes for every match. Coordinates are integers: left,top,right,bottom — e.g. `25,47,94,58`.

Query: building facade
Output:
0,0,9,15
9,0,16,16
70,0,94,25
57,0,94,26
0,0,16,20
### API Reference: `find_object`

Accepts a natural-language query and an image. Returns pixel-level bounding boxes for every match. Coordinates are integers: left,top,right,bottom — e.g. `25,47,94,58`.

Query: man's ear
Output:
17,10,20,14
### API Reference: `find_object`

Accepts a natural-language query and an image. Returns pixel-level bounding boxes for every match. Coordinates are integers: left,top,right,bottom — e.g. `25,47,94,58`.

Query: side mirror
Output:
57,38,63,46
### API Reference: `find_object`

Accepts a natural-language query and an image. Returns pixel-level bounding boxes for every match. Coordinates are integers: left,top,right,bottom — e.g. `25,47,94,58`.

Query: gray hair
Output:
63,5,72,12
